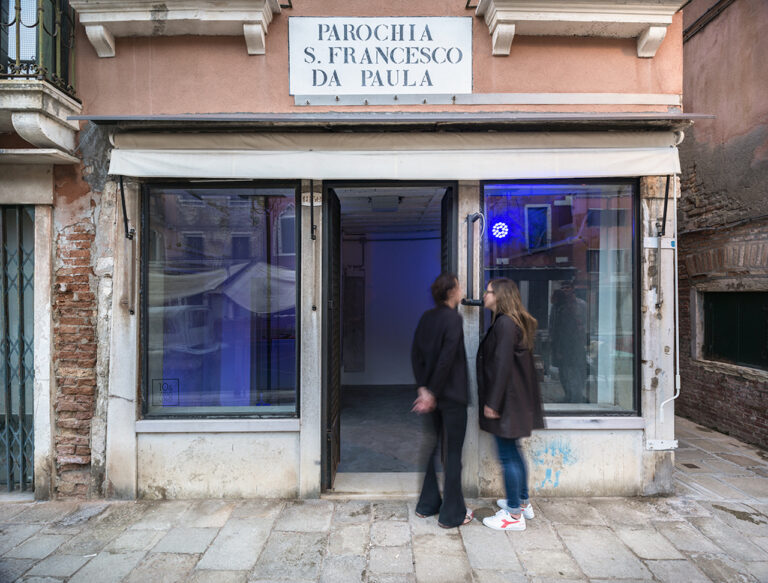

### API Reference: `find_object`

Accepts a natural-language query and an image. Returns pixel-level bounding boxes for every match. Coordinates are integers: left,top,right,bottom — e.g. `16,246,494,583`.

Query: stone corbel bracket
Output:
476,0,686,58
70,0,281,58
0,81,82,154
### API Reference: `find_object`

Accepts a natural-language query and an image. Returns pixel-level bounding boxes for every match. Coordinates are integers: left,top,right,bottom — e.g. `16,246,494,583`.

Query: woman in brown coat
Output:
477,278,545,531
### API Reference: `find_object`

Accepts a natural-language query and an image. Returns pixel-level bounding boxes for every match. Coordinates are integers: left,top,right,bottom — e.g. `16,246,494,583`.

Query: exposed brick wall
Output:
53,225,97,497
676,220,768,450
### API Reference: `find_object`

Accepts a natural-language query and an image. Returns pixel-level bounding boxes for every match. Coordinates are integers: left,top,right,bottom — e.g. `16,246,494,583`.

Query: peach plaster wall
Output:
74,3,683,116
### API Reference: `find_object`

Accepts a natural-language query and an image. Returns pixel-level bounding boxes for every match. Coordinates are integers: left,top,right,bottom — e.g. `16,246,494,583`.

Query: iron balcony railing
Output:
0,0,77,100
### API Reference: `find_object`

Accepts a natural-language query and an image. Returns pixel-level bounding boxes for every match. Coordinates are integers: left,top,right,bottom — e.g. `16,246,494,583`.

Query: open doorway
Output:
323,182,457,490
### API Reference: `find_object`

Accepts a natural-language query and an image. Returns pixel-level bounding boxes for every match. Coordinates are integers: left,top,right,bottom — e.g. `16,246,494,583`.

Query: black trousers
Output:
416,401,468,527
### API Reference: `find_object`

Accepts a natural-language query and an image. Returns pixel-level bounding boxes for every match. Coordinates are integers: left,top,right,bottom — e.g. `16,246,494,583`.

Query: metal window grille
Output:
0,0,77,100
0,205,35,492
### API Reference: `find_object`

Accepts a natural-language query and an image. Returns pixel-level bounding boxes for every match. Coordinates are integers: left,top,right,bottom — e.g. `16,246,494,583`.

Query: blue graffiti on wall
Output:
529,438,577,490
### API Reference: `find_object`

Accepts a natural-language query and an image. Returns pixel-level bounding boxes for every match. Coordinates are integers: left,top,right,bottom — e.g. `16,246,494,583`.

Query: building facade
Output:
677,0,768,450
1,0,693,499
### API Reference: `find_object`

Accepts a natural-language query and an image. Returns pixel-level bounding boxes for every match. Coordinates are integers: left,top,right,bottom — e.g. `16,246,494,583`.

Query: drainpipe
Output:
659,178,680,423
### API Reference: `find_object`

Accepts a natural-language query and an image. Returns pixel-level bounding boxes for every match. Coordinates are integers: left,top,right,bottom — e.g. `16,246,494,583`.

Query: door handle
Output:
461,212,485,307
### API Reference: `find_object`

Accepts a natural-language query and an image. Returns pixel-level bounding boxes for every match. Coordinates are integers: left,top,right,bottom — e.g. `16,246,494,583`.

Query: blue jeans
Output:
495,436,529,514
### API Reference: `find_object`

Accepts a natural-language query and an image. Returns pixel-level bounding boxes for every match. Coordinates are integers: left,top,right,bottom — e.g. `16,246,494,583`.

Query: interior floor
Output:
338,385,433,473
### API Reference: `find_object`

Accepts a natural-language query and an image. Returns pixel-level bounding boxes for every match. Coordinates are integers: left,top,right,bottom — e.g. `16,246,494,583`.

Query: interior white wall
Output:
341,237,439,386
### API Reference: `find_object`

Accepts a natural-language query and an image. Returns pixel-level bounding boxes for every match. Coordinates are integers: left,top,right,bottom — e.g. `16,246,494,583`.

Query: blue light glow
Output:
491,221,509,239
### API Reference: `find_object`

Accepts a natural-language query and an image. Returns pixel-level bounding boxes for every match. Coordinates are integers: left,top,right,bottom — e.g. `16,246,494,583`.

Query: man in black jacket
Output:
411,273,472,528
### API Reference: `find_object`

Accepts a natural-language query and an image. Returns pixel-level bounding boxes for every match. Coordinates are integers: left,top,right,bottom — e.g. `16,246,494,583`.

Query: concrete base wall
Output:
137,432,300,499
478,430,644,498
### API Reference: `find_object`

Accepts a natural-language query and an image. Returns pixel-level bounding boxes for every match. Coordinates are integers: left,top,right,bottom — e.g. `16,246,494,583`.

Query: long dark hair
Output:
489,278,538,350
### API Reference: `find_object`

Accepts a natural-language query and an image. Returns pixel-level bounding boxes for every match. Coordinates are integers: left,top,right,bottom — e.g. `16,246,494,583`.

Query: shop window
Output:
484,181,637,415
703,292,768,370
143,185,299,417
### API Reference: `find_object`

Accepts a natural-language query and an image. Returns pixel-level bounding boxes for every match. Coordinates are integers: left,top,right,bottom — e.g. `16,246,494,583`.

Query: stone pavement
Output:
1,417,767,583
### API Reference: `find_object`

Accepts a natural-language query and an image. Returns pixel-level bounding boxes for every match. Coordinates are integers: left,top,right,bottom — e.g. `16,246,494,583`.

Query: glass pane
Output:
145,187,298,416
484,181,636,414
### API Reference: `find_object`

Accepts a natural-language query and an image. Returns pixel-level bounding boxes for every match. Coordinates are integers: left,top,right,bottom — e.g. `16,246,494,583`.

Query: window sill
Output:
135,418,300,434
692,358,768,381
542,417,644,430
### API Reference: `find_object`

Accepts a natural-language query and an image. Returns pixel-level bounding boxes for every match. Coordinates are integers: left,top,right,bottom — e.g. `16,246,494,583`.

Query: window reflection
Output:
484,181,636,413
145,186,298,416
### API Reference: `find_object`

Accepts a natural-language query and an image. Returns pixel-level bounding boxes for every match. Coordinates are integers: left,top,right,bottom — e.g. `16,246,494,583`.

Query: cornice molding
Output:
70,0,281,57
476,0,686,58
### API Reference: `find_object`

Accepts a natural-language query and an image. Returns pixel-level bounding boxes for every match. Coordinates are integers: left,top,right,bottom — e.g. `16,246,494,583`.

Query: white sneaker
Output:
497,499,535,520
482,509,526,531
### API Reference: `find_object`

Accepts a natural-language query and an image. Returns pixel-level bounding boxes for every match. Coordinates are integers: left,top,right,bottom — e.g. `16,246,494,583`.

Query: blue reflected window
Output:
484,181,637,415
143,186,299,416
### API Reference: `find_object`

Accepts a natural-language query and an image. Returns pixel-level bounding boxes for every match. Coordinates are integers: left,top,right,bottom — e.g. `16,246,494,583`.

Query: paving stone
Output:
688,552,760,583
517,548,583,579
674,449,711,463
129,501,192,530
745,561,768,582
25,554,92,577
407,502,459,537
720,476,768,498
273,500,334,532
197,519,272,571
229,500,284,521
152,527,219,554
17,576,63,583
557,525,650,580
590,497,681,525
689,516,768,561
527,578,586,583
92,502,150,529
368,545,415,575
371,521,411,547
614,527,684,560
0,503,33,521
460,522,522,571
366,574,416,583
318,554,366,583
3,535,70,560
412,534,471,583
0,524,41,555
538,499,605,526
105,529,167,553
645,560,711,583
11,503,79,524
68,551,146,583
250,531,327,582
55,526,123,555
654,520,721,553
664,497,711,518
506,518,563,551
700,458,755,475
373,501,409,521
329,523,369,556
123,552,199,583
331,501,371,524
719,453,768,468
0,558,36,582
49,503,109,530
186,570,247,583
684,475,757,500
471,569,527,583
181,501,236,528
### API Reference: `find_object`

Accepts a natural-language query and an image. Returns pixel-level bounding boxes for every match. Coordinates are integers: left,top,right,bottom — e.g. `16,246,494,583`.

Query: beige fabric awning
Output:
108,131,681,179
